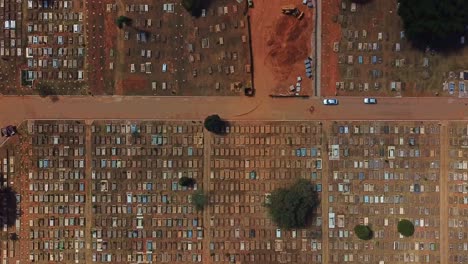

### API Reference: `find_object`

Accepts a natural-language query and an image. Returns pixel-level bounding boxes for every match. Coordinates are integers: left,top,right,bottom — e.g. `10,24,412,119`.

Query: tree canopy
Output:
398,0,468,50
397,219,415,237
354,225,373,240
265,179,319,229
204,115,226,134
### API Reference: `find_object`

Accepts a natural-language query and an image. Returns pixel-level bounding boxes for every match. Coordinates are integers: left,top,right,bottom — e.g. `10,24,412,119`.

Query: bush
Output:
204,115,226,134
265,179,319,229
179,176,195,187
115,16,132,29
398,0,468,50
398,219,415,237
354,225,373,240
192,190,208,211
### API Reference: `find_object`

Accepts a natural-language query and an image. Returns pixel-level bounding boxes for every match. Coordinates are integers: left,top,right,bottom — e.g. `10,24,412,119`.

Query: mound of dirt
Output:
265,15,310,82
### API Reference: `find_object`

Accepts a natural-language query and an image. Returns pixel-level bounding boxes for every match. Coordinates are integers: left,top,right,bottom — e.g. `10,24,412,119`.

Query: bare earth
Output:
250,0,314,96
0,96,466,129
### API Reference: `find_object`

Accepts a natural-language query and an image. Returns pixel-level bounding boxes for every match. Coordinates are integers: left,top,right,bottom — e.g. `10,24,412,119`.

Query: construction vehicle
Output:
281,5,304,20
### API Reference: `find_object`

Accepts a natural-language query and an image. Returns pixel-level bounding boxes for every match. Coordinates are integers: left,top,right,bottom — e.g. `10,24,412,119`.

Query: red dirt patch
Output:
250,0,315,97
266,16,309,83
121,78,149,95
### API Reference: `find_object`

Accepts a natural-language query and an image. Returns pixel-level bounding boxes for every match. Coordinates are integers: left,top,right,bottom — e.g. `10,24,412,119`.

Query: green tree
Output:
398,0,468,50
397,219,415,237
354,225,373,240
265,179,319,229
192,190,208,211
204,115,226,134
115,16,132,29
179,176,195,187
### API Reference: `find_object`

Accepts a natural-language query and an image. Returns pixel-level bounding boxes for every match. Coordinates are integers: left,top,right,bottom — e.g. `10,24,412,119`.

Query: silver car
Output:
364,98,377,104
323,99,339,105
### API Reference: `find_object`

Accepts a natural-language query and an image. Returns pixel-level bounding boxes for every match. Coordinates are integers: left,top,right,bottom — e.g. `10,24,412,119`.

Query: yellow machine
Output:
281,5,304,20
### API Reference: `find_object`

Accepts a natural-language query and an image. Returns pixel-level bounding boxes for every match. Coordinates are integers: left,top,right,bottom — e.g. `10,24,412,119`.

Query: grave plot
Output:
209,122,324,263
90,121,205,262
447,123,468,264
24,1,86,95
0,0,25,94
108,1,252,96
324,0,468,97
327,121,441,263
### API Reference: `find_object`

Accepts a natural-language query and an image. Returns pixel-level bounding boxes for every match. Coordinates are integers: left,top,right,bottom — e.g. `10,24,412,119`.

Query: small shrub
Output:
115,16,132,29
398,219,415,237
192,190,208,211
354,225,373,240
204,115,226,134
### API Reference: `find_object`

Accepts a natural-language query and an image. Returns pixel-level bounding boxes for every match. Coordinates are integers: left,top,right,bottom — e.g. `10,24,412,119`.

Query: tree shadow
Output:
408,34,465,55
216,120,230,136
37,83,60,103
0,187,18,227
304,187,321,227
190,0,215,18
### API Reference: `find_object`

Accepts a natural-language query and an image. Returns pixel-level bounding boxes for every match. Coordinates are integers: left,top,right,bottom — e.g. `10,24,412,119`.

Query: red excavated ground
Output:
266,16,310,82
321,0,341,96
250,0,314,97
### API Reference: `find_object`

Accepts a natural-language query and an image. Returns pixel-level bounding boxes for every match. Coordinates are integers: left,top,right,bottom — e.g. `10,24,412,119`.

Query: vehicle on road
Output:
364,98,377,104
323,99,338,105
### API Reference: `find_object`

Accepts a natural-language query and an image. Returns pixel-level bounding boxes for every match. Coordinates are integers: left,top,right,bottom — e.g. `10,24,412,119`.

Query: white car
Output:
363,98,377,104
323,99,339,105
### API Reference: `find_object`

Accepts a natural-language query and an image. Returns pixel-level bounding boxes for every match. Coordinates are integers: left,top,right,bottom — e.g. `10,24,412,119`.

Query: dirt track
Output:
85,0,119,95
321,0,340,96
250,0,314,96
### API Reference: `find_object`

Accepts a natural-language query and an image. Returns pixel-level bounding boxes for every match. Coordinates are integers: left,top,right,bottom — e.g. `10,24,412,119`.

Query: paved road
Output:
0,96,466,126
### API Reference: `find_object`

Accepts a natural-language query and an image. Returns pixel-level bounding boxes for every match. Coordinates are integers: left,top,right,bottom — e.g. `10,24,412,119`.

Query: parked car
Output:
323,98,339,105
363,98,377,104
1,126,16,137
